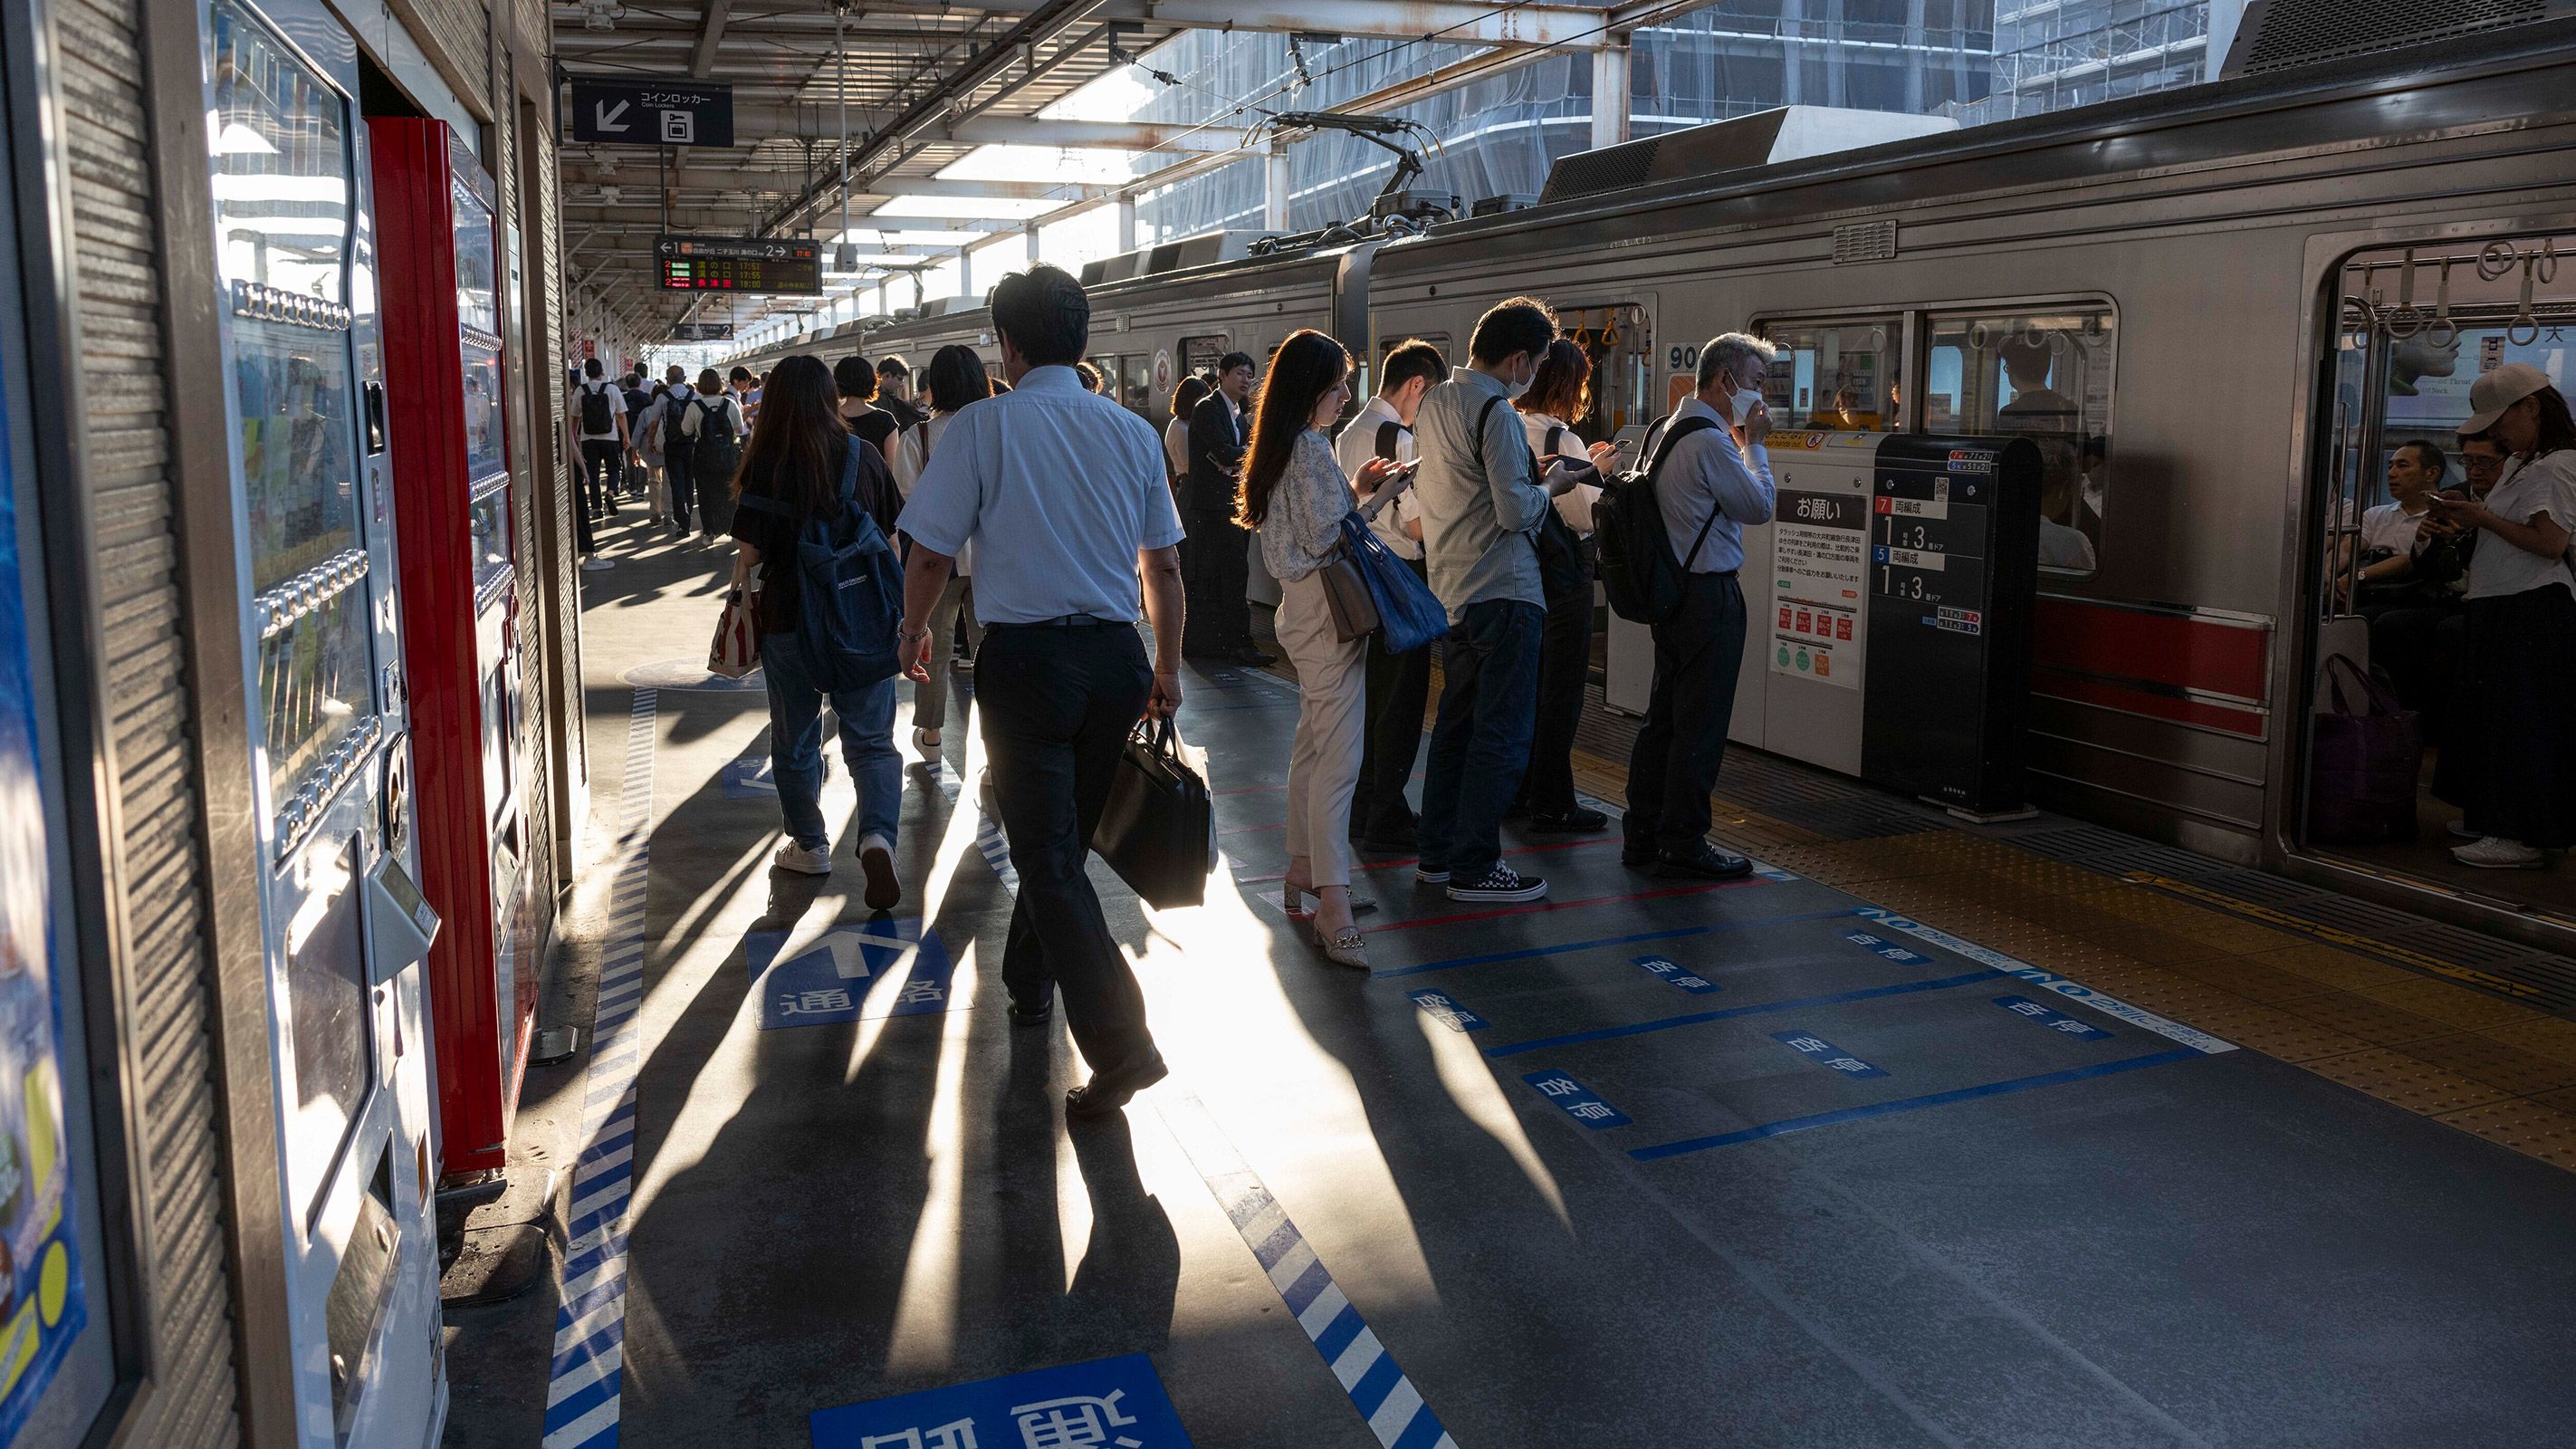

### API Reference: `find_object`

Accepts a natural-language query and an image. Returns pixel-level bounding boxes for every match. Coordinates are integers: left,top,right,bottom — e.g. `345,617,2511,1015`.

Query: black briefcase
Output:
1092,718,1216,908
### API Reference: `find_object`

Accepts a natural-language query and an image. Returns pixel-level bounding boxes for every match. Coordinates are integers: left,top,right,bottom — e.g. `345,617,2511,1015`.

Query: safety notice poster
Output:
1771,488,1866,689
0,407,88,1442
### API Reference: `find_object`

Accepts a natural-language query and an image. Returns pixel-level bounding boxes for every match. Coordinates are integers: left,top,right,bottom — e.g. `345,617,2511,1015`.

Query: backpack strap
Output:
1649,416,1727,572
1374,419,1403,461
1544,424,1566,460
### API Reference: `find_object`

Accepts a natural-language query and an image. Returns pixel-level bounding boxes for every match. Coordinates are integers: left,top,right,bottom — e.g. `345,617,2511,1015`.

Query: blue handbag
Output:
1337,513,1450,655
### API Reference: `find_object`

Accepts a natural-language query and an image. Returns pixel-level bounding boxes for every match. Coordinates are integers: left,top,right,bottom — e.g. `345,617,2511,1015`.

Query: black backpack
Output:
662,388,697,458
579,379,615,436
1596,416,1723,625
1477,396,1592,601
1374,418,1404,460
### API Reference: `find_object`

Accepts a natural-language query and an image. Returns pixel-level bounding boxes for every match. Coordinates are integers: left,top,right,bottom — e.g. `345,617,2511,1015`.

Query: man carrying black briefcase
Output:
892,263,1190,1119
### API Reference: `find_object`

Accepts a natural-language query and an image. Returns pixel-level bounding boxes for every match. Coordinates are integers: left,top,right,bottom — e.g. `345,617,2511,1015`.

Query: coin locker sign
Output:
1771,486,1866,689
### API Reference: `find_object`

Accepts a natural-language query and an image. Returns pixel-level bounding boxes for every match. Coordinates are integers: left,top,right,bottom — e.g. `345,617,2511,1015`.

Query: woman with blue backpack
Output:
727,354,910,908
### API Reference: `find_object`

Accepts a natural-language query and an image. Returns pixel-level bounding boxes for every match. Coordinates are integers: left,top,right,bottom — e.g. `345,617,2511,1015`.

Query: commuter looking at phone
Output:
1514,338,1622,834
1336,338,1446,851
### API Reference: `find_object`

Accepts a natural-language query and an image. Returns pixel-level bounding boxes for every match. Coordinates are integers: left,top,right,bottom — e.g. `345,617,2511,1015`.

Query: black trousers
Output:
1623,571,1748,855
665,447,696,531
1182,506,1252,654
1519,572,1595,815
979,623,1160,1075
579,439,624,517
1354,556,1432,840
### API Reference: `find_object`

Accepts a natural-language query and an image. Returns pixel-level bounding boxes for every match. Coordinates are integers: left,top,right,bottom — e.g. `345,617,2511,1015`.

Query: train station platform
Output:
442,514,2576,1449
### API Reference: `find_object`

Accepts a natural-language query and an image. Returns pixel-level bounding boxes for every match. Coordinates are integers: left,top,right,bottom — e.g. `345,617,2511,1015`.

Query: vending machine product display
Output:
370,119,539,1181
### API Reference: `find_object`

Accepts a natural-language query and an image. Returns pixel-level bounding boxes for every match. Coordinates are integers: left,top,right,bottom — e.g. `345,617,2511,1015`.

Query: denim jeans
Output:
1418,598,1543,879
761,628,899,852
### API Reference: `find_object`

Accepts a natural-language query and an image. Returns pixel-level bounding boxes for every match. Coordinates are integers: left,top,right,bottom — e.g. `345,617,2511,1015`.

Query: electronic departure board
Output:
1859,435,2041,817
655,234,821,294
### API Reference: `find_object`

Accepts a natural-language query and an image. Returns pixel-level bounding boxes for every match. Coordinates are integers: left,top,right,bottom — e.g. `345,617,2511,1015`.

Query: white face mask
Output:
1727,379,1763,425
1502,360,1535,402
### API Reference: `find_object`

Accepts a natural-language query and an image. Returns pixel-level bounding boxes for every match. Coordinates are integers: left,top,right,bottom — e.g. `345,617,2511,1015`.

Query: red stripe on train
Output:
2029,667,2268,738
2031,597,2269,702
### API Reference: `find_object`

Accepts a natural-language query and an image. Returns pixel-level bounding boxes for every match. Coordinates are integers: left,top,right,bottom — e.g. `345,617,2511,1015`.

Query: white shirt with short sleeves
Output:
896,365,1183,624
2466,450,2576,600
2360,501,2428,559
1520,410,1604,537
1335,396,1422,561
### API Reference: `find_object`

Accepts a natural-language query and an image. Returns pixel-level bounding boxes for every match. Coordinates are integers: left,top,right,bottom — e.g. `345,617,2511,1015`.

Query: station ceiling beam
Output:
719,110,1246,151
690,0,733,76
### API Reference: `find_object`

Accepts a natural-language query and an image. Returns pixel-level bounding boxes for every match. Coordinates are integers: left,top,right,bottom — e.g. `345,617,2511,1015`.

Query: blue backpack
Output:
738,438,904,689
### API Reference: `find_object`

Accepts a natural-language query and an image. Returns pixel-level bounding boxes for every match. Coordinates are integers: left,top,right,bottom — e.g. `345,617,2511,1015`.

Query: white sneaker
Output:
774,840,832,875
2451,836,2543,869
579,556,615,572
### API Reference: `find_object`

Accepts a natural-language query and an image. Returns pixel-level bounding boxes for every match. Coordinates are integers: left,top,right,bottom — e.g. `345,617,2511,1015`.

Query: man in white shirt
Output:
656,363,701,534
568,356,630,525
1336,338,1445,850
895,263,1186,1118
1624,332,1777,881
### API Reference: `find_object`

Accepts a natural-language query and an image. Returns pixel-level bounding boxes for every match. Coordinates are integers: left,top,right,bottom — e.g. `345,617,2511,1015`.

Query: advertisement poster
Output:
0,427,90,1441
1771,487,1866,689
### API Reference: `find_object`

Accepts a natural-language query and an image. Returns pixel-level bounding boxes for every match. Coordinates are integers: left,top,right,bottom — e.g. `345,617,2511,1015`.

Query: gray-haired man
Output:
1623,332,1777,879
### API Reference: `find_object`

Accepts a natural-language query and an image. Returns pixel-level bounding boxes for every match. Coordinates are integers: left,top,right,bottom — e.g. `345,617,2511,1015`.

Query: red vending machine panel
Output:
371,119,537,1180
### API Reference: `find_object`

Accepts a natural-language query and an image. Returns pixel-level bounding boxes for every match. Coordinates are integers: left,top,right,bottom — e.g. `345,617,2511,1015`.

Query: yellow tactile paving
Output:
1559,742,2576,1172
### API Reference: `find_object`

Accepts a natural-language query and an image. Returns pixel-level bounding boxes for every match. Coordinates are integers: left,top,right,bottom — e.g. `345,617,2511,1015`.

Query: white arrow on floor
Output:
823,926,915,980
593,100,630,134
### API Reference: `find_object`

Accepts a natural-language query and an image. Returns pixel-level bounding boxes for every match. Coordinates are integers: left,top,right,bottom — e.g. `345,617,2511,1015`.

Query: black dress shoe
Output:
1527,806,1610,834
1656,843,1754,881
1228,645,1278,667
1621,849,1656,870
1066,1053,1169,1118
1008,998,1053,1028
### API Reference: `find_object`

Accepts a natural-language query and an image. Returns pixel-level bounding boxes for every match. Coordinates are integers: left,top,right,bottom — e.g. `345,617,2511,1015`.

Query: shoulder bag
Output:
708,549,761,678
1092,718,1216,908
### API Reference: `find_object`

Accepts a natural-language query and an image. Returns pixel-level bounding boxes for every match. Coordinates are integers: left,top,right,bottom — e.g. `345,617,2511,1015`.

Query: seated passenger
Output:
2425,365,2576,869
2355,439,2449,614
2035,446,2096,572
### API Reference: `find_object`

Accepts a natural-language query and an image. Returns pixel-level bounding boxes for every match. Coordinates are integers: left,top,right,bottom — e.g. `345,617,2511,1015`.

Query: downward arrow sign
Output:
594,99,630,134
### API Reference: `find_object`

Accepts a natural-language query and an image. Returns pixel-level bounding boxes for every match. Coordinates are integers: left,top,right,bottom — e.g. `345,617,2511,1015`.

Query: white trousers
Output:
1276,570,1368,888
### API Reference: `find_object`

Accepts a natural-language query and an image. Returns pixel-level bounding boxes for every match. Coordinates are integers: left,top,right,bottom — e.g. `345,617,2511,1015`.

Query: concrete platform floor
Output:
443,513,2576,1449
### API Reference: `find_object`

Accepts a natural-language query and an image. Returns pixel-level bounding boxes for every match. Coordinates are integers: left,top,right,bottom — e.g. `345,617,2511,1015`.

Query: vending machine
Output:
370,120,539,1184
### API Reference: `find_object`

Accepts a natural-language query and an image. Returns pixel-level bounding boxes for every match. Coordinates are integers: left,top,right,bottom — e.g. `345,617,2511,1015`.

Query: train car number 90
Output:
1667,343,1700,371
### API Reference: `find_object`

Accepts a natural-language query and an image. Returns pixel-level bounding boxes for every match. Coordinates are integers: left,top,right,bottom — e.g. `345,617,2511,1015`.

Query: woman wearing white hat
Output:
2425,362,2576,868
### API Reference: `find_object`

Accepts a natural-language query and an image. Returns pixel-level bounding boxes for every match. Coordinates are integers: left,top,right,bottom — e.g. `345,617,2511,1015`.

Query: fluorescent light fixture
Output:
869,195,1069,221
825,227,991,248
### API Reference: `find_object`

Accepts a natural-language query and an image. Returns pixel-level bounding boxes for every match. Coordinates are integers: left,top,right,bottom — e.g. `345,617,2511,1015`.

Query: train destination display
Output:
656,235,821,294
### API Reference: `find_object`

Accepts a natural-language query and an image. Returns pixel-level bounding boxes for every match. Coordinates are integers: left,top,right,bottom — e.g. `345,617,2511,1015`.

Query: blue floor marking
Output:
1627,1047,2201,1161
1158,1092,1460,1448
1374,907,1863,978
1521,1070,1633,1128
1482,968,2000,1059
809,1354,1192,1448
541,688,658,1449
1772,1030,1890,1079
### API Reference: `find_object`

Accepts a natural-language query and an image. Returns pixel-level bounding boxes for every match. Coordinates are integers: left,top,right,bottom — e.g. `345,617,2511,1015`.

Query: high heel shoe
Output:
1282,883,1376,919
1311,923,1368,970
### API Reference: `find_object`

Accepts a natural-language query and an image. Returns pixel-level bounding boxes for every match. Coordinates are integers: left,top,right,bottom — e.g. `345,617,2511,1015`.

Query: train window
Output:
1119,353,1151,414
1757,315,1902,431
1089,353,1123,400
1925,306,2116,577
1180,333,1230,379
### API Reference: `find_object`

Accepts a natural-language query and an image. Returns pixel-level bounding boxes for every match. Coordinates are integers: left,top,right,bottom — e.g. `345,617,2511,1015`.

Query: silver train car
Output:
825,26,2576,950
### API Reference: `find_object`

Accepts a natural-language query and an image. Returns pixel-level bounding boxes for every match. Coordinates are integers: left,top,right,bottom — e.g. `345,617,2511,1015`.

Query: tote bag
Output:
1092,718,1217,908
1337,513,1448,655
2306,655,2421,845
708,552,761,678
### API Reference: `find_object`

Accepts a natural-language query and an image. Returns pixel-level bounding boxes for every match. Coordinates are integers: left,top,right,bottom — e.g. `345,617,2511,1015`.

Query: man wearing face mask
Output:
1623,332,1778,879
1409,295,1588,903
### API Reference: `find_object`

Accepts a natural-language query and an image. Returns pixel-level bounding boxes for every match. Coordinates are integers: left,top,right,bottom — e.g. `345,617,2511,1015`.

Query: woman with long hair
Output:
892,344,993,755
1515,338,1620,832
727,353,909,907
2428,364,2576,868
1239,329,1399,967
1164,374,1210,495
